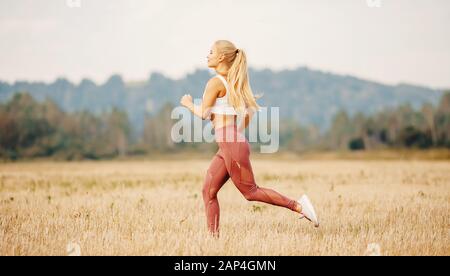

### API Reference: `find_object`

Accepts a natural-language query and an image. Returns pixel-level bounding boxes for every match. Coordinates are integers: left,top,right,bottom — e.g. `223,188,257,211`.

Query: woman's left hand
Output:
180,94,193,108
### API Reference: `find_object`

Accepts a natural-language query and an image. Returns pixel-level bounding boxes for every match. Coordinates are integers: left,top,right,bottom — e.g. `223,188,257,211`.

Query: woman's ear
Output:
219,54,225,63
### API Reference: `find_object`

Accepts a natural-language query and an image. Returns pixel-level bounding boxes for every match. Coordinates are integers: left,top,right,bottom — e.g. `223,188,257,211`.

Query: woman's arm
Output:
180,78,221,120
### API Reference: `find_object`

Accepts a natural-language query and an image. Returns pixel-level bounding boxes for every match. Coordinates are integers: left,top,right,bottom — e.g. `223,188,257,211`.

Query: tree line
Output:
322,91,450,151
0,91,449,160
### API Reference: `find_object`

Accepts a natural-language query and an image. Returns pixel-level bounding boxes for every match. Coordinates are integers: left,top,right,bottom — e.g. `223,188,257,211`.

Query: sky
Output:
0,0,449,88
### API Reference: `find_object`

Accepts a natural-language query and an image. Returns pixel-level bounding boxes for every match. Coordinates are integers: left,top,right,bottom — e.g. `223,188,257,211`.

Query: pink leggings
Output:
202,124,297,235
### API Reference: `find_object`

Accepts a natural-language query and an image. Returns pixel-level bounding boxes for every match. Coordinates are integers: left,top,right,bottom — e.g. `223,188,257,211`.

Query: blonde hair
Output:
214,40,262,116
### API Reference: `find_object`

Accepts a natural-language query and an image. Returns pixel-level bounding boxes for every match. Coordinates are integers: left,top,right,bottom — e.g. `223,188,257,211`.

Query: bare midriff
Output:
211,113,237,130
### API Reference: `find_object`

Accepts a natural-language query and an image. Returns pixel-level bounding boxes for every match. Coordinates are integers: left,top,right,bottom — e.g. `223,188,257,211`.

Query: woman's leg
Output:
221,140,300,213
202,149,230,236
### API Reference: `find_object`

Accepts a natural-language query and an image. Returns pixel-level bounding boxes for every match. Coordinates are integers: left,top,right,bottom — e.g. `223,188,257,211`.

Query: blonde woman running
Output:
180,40,319,237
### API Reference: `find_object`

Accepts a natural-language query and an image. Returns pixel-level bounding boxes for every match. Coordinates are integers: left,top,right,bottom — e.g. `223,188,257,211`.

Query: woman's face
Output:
207,44,222,68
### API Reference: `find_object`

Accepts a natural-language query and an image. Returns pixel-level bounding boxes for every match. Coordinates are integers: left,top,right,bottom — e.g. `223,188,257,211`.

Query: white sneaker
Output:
297,194,319,227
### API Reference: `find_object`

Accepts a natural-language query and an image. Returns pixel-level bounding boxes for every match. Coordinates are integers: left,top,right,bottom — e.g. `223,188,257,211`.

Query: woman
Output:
180,40,319,237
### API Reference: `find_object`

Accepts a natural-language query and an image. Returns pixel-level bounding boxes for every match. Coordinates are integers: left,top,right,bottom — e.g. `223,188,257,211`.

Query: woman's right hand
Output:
180,94,193,109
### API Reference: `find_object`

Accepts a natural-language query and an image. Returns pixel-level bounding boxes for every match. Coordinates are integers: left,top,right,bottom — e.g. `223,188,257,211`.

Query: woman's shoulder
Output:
206,76,226,92
208,75,222,83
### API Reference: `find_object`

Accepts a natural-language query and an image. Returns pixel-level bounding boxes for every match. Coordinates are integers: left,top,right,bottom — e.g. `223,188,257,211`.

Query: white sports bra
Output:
208,74,238,116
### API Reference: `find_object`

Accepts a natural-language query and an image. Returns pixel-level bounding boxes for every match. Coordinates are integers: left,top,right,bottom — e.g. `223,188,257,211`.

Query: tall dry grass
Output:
0,158,449,255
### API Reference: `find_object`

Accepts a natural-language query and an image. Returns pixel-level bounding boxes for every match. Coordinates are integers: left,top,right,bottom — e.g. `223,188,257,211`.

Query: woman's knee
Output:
202,170,218,200
242,185,259,201
243,190,257,201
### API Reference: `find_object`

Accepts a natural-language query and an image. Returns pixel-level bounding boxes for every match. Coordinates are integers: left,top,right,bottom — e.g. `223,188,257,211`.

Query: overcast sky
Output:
0,0,449,88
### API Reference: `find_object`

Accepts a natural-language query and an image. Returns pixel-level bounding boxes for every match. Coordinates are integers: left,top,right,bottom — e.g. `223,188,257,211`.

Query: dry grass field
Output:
0,156,449,255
